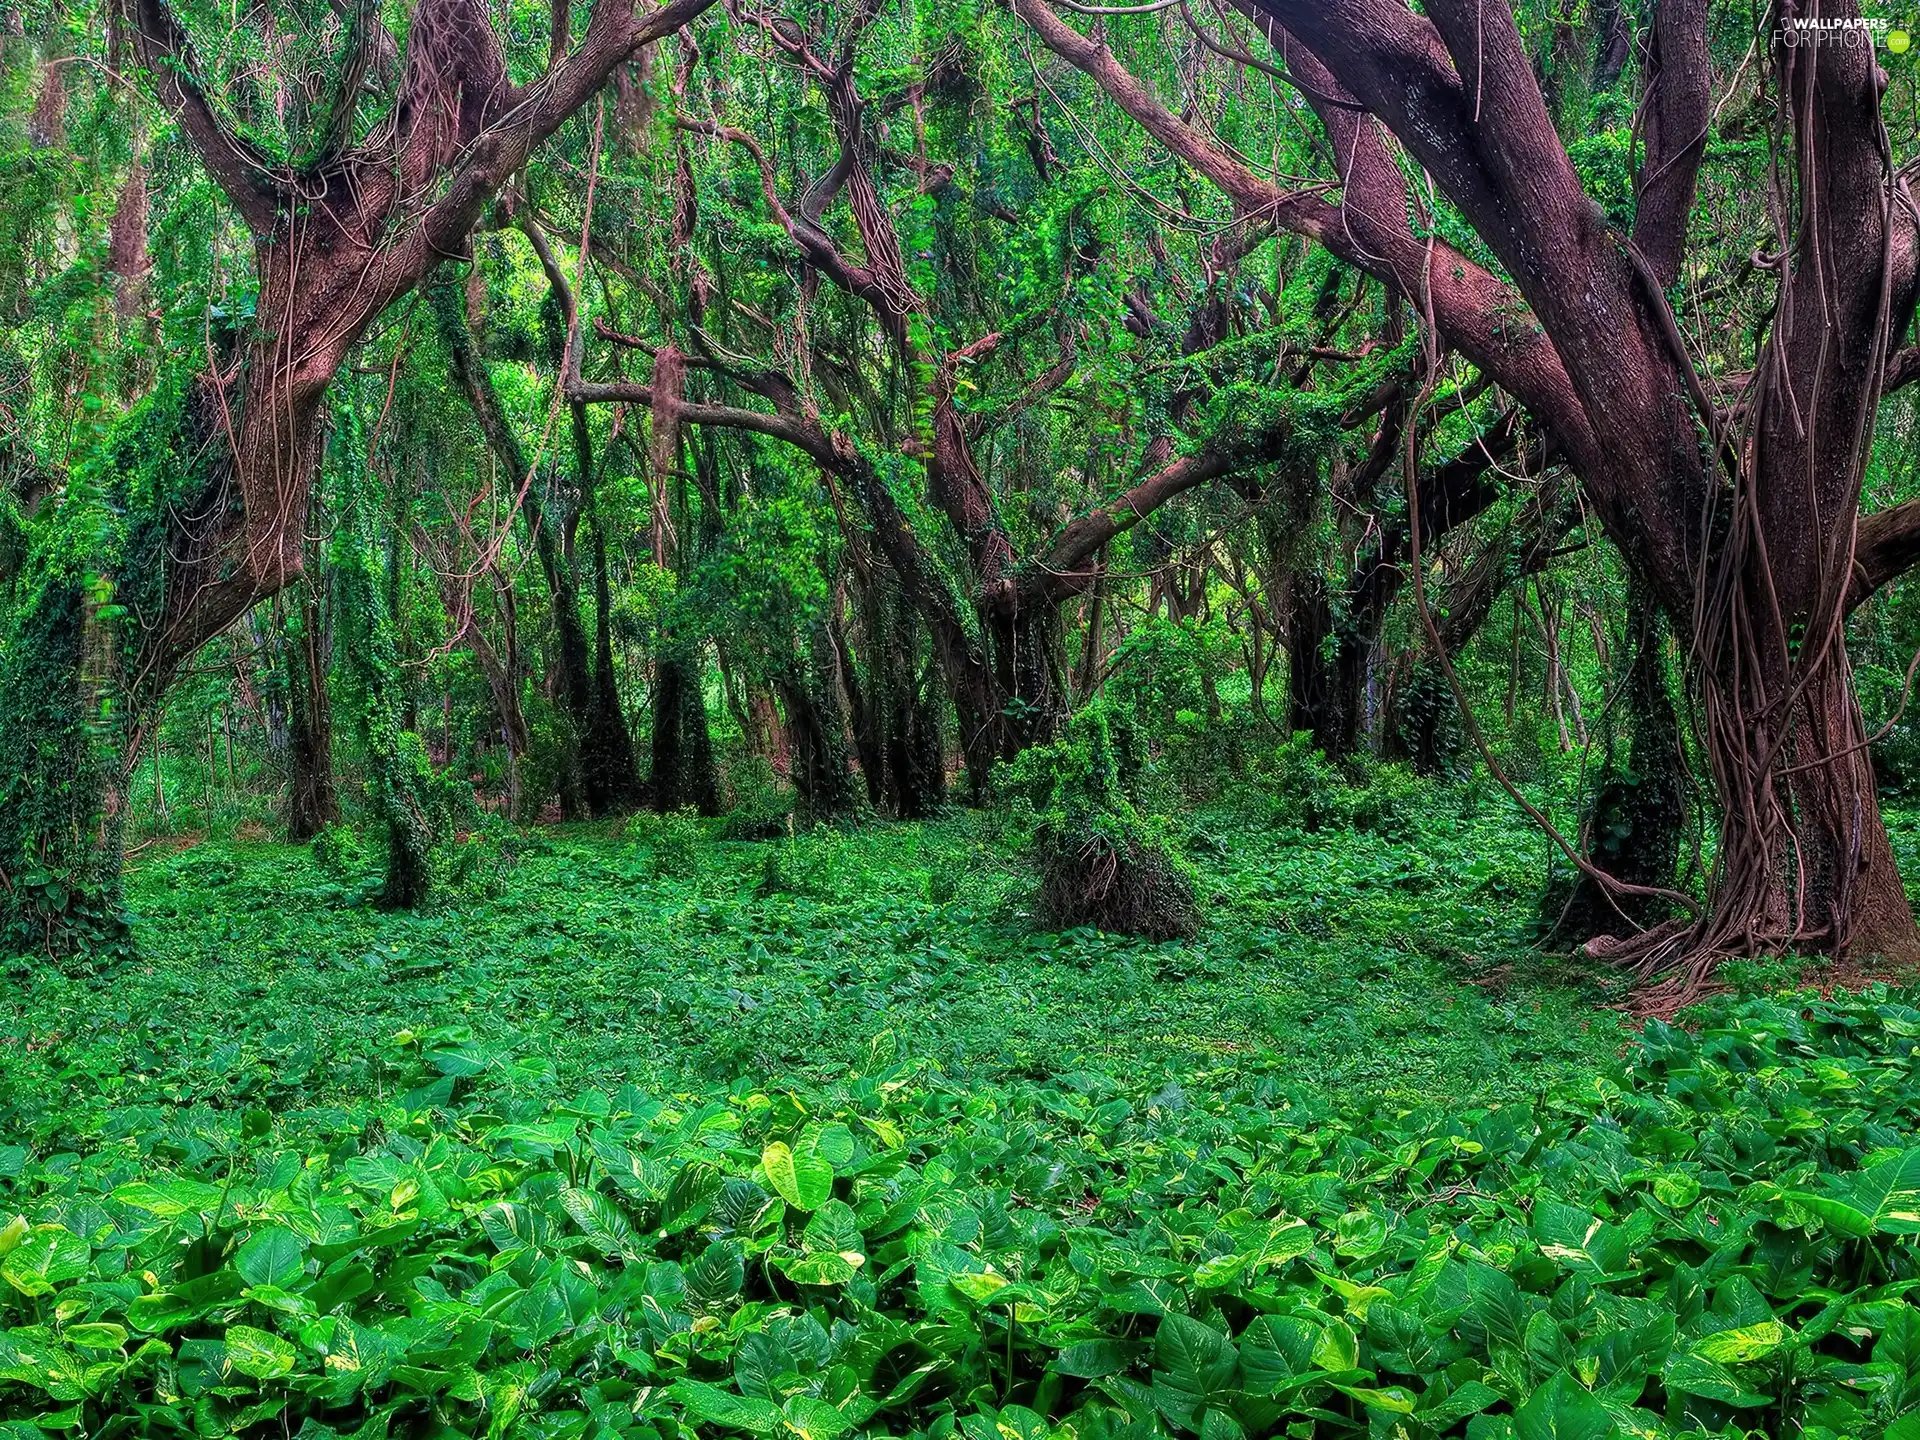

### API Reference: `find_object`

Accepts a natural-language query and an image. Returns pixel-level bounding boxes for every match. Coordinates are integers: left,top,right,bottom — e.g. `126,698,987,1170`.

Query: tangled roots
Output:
1034,824,1199,941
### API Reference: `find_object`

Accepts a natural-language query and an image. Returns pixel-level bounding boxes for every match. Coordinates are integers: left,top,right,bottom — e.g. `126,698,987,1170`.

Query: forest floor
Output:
8,790,1920,1434
18,789,1629,1124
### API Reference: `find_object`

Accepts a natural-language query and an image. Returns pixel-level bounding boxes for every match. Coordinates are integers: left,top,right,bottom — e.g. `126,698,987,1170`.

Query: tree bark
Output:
284,581,339,841
650,647,720,816
1024,0,1920,998
0,0,716,952
1545,590,1685,943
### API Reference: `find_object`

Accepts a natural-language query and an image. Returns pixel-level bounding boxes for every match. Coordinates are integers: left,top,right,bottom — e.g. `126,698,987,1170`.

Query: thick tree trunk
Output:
650,648,719,816
1788,669,1918,965
338,518,438,912
571,403,645,815
1286,573,1367,760
284,583,339,841
106,156,151,320
0,556,128,957
1595,618,1920,1005
886,653,947,819
986,604,1068,753
841,582,947,817
775,631,859,826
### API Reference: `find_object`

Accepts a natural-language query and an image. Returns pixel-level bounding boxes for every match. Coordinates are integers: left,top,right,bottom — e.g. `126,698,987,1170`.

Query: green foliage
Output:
722,756,797,842
756,829,849,900
1262,736,1423,843
0,375,194,959
632,808,708,881
1860,663,1920,801
331,442,469,910
13,883,1920,1440
309,823,367,881
1007,705,1198,940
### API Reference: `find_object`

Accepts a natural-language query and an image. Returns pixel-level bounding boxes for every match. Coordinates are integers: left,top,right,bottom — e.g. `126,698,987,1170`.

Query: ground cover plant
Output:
20,0,1920,1435
0,803,1916,1438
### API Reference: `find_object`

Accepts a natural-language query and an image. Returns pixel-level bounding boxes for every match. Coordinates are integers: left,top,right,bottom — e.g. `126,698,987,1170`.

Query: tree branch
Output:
1631,0,1711,286
1850,499,1920,611
130,0,285,232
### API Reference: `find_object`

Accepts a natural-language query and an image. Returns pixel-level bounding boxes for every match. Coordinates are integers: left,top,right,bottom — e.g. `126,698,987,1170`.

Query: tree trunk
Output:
840,579,946,818
650,647,719,816
571,402,645,815
1285,574,1366,760
775,633,859,826
338,513,438,911
0,551,128,958
284,582,339,841
431,276,597,817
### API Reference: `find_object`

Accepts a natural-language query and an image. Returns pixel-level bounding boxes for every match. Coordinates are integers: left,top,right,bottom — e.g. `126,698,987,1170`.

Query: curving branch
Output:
1632,0,1711,286
130,0,286,233
1850,499,1920,612
1014,0,1594,463
675,117,908,337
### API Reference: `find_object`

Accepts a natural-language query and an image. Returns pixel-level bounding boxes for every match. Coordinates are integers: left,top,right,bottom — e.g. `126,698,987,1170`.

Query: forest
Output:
14,0,1920,1434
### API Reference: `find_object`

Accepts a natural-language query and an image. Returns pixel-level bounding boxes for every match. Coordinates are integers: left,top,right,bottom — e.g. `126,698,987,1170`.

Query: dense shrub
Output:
721,755,796,842
309,822,367,880
630,808,707,880
1007,705,1198,940
1263,734,1423,841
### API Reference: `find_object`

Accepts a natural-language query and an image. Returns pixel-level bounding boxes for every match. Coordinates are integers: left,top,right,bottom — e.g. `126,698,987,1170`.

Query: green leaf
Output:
1310,1314,1359,1373
950,1270,1010,1304
1,1228,88,1297
1789,1148,1920,1237
1250,1219,1314,1269
777,1250,858,1286
224,1324,297,1381
112,1178,225,1217
1652,1174,1700,1209
62,1323,127,1352
1513,1373,1614,1440
1662,1352,1772,1408
762,1140,833,1211
806,1123,856,1168
1420,1379,1502,1426
1156,1312,1238,1400
1054,1339,1143,1379
687,1237,746,1306
675,1379,784,1434
561,1186,642,1260
236,1228,305,1290
663,1161,725,1231
781,1396,852,1440
1693,1320,1785,1365
1333,1383,1417,1414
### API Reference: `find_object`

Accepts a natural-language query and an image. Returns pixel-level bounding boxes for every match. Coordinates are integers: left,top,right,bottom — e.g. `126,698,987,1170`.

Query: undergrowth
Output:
4,794,1919,1436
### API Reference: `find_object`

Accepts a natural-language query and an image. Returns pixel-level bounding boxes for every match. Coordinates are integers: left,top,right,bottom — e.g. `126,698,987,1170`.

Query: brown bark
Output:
119,0,719,713
1025,0,1920,993
27,51,65,148
106,160,151,319
284,583,338,842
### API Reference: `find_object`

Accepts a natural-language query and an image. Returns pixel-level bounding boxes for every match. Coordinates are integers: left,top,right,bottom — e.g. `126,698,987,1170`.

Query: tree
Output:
1017,0,1920,999
0,0,714,952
